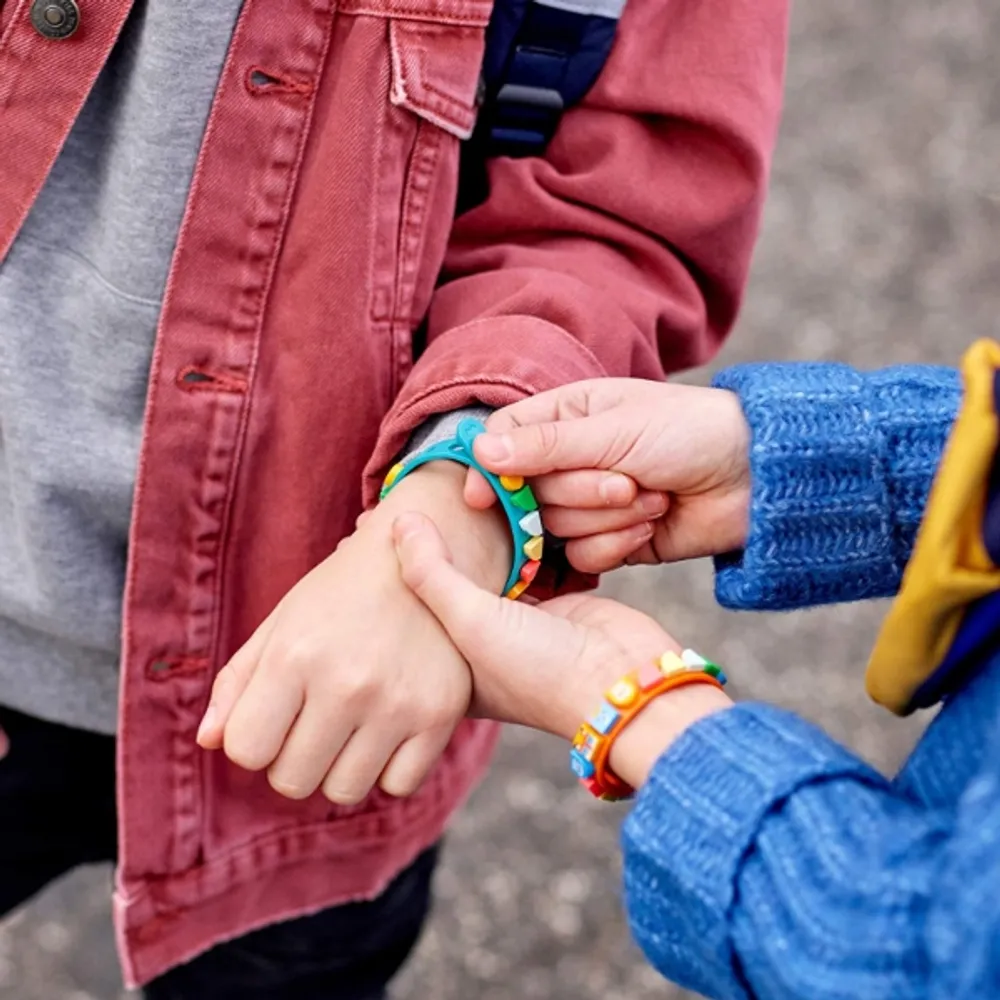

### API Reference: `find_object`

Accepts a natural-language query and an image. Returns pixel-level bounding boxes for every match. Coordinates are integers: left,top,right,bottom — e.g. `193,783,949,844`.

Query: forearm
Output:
622,704,948,1000
364,0,789,506
712,363,961,611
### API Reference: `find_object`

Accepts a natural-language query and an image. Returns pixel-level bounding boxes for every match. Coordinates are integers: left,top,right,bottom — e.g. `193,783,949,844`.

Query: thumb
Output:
393,514,581,696
463,468,498,511
393,513,589,730
392,513,507,656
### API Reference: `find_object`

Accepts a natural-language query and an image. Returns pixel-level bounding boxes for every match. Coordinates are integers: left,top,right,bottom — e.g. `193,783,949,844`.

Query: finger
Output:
197,607,279,748
355,509,374,531
468,466,640,512
321,729,398,806
542,493,668,539
530,470,638,509
0,726,8,762
624,538,663,567
463,468,498,510
563,522,656,575
379,727,455,798
265,702,354,800
474,415,635,478
221,654,305,773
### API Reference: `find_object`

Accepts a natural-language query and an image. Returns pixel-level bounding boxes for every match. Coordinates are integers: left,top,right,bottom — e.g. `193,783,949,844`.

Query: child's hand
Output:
393,513,731,784
464,380,751,573
196,463,510,804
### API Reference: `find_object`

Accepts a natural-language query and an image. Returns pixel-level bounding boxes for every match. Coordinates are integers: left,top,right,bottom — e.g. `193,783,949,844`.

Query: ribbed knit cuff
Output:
402,405,494,459
621,704,883,999
711,363,958,610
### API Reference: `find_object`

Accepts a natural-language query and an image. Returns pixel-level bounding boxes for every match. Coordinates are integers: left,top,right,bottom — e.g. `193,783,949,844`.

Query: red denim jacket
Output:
0,0,787,985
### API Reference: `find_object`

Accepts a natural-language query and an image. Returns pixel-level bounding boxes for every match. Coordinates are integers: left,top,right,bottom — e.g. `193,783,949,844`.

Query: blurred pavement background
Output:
3,1,1000,997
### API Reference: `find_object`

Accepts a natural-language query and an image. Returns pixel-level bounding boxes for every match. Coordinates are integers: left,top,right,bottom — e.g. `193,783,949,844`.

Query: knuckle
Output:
275,637,321,674
411,690,461,729
379,688,409,724
267,769,315,801
485,410,515,434
223,731,271,773
322,781,367,807
534,422,561,461
380,769,423,799
207,672,228,705
338,671,380,710
210,662,238,697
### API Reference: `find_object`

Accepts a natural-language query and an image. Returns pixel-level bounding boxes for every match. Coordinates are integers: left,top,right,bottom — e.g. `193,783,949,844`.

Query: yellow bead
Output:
607,678,639,709
383,462,405,489
658,651,687,676
500,475,525,492
505,579,530,601
523,535,544,561
573,725,601,758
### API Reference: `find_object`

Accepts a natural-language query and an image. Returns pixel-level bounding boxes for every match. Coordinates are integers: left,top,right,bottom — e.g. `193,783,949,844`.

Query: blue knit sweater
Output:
620,362,1000,1000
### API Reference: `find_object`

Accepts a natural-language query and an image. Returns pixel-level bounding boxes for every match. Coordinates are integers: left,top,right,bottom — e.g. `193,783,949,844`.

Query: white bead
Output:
519,511,543,536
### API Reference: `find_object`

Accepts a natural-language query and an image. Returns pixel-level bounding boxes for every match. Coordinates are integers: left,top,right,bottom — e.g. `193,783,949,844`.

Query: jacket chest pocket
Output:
279,0,488,410
360,0,489,395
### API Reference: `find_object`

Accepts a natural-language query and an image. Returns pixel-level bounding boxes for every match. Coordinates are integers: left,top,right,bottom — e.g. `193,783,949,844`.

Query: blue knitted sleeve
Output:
710,363,960,610
621,703,1000,1000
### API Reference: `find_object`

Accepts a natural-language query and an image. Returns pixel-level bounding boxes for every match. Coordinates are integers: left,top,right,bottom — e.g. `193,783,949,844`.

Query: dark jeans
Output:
0,706,436,999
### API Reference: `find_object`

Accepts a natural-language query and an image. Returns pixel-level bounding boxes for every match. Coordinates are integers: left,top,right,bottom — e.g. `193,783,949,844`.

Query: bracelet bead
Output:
379,419,544,599
571,649,727,801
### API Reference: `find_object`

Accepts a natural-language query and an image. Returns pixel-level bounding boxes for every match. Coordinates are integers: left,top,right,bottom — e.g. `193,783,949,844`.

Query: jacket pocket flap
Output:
389,18,485,140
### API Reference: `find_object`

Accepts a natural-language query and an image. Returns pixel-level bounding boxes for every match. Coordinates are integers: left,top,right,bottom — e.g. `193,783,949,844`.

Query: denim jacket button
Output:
30,0,80,39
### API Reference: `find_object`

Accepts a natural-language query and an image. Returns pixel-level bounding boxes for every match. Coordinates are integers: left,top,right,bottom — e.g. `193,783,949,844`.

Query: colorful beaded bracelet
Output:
570,649,727,801
380,418,544,600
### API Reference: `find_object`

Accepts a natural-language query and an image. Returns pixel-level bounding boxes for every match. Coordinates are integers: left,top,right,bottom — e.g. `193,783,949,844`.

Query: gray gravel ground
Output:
4,1,1000,997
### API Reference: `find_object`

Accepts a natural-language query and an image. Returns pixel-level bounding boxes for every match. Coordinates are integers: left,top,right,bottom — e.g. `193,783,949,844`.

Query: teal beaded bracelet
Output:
380,419,544,599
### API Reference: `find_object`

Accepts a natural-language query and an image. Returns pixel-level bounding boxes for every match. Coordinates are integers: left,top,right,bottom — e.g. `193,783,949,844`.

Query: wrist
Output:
608,684,732,788
370,461,511,592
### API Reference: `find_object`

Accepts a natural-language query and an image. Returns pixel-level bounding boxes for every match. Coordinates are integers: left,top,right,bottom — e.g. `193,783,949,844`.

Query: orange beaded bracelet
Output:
570,649,727,801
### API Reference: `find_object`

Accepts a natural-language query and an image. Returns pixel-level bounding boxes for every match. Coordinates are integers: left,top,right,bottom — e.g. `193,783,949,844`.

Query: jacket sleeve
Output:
621,702,1000,1000
363,0,789,501
712,362,961,611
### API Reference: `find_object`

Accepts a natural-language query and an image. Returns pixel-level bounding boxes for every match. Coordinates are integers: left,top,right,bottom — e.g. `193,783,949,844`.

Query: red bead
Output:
520,560,541,584
637,661,662,690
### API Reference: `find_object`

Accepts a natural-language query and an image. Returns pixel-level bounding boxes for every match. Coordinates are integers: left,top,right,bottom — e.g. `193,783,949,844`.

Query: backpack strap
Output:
457,0,626,211
479,0,627,158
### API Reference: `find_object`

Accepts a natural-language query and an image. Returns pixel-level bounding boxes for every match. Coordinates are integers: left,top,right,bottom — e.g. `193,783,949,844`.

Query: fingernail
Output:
599,474,634,506
639,492,668,517
635,521,655,541
392,513,424,546
475,434,512,465
196,706,217,744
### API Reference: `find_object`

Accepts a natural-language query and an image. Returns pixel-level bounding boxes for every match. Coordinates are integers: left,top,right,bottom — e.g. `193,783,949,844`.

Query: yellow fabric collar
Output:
866,340,1000,715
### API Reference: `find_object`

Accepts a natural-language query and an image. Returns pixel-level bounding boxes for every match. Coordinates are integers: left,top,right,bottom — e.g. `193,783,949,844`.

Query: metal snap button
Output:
30,0,80,39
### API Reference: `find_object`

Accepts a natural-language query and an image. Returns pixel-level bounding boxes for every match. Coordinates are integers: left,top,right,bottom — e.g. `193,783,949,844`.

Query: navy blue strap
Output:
478,0,624,158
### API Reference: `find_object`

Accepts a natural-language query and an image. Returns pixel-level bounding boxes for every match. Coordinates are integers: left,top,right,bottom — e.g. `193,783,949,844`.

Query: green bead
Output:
510,486,538,511
704,663,723,679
